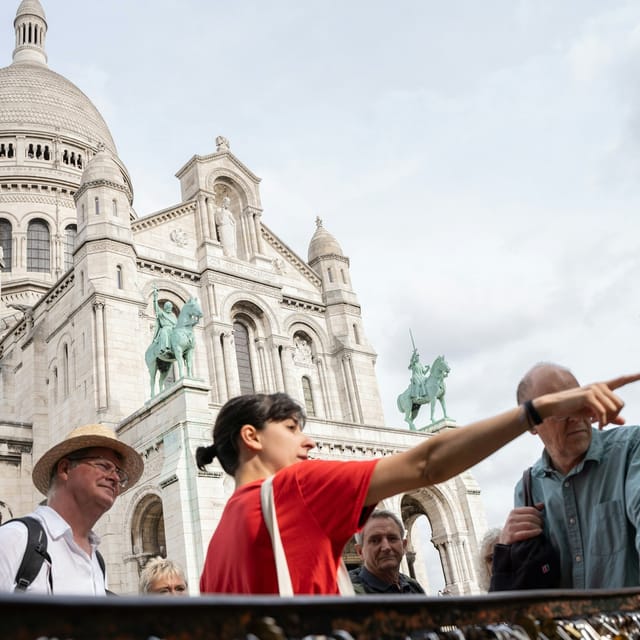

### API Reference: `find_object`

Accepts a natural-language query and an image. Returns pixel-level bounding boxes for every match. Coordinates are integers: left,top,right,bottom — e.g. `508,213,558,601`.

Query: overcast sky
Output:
5,0,640,591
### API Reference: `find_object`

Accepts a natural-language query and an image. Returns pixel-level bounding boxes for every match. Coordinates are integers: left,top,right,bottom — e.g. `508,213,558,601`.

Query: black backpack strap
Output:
96,549,106,576
522,467,533,507
95,549,118,595
6,516,52,593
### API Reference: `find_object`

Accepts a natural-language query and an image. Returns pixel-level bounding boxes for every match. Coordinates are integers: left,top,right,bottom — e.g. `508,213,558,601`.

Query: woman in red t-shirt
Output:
196,378,637,594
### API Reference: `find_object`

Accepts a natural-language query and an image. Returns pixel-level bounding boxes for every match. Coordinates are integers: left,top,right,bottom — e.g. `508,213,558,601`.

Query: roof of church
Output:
16,0,46,20
80,147,125,186
308,217,345,263
0,62,117,151
0,0,117,153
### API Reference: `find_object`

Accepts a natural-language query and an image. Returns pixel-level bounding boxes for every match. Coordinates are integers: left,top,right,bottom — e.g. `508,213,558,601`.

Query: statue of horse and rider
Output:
397,347,450,430
145,287,203,397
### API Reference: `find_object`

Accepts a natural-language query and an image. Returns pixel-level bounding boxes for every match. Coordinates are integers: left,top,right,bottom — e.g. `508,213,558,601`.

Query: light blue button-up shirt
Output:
515,426,640,589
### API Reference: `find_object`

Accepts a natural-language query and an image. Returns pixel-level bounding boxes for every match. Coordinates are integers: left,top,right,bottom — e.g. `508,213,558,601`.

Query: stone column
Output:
53,233,62,276
93,300,108,410
309,366,325,419
206,198,219,242
253,209,264,254
211,331,227,403
14,232,25,272
221,331,241,397
271,342,285,391
239,214,251,258
346,354,363,423
340,353,361,423
245,210,258,255
15,135,25,166
316,357,334,419
196,194,209,242
247,334,262,392
255,338,274,391
280,345,299,400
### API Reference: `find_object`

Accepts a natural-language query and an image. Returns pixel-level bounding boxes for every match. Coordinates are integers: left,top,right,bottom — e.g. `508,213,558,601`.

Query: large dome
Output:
0,62,117,152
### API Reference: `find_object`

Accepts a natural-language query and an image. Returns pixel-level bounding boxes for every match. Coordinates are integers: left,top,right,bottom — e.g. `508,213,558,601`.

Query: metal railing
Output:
3,589,640,640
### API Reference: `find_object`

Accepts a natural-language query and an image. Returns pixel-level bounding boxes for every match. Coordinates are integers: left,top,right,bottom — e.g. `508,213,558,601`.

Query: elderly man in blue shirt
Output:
497,362,640,589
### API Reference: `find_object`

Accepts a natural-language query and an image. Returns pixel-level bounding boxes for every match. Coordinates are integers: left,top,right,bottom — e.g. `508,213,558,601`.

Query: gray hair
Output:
354,509,405,545
476,527,501,592
139,556,187,594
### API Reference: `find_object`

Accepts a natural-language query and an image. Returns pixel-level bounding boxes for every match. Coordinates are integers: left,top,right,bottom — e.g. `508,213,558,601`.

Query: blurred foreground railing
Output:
3,589,640,640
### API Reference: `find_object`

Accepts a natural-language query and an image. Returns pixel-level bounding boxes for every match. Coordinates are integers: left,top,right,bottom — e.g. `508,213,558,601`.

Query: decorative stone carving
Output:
293,335,313,365
272,257,286,274
215,135,230,152
170,228,188,248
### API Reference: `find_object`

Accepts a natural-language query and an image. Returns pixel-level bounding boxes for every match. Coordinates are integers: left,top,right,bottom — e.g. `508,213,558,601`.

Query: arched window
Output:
353,323,360,345
80,203,85,222
116,265,123,289
94,196,100,215
327,267,334,283
131,495,167,573
64,224,77,270
27,218,50,272
302,376,315,416
0,219,12,272
233,321,255,394
112,199,118,217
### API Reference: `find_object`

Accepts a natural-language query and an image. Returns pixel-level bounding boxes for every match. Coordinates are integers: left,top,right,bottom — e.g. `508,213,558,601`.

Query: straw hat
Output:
32,424,144,495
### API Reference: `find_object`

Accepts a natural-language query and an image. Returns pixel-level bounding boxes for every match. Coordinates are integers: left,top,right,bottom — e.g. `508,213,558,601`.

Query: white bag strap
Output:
336,558,355,596
260,475,355,596
260,475,294,596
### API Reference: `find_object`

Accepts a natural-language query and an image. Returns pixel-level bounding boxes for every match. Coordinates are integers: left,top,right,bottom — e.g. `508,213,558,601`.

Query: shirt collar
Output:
35,504,101,546
359,566,412,592
534,428,600,477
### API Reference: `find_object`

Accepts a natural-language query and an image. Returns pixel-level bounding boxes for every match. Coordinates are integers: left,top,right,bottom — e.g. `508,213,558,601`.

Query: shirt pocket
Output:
591,500,626,556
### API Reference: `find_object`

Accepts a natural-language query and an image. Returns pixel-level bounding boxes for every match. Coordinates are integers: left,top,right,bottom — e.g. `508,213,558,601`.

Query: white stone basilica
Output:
0,0,487,595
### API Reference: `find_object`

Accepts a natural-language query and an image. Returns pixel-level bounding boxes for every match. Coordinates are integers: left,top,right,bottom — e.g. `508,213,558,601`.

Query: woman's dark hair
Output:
195,393,305,476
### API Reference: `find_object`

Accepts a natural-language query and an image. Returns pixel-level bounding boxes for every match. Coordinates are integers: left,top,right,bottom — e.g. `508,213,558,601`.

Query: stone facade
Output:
0,0,487,595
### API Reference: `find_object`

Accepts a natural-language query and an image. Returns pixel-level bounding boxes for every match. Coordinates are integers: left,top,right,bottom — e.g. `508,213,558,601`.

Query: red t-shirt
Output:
200,459,378,594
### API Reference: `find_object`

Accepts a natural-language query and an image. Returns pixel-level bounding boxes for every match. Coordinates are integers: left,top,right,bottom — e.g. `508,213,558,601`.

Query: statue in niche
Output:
215,196,236,257
215,135,230,152
294,335,313,364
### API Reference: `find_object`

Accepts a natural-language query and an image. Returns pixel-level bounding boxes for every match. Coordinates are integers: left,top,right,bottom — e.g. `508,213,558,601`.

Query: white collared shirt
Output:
0,504,107,594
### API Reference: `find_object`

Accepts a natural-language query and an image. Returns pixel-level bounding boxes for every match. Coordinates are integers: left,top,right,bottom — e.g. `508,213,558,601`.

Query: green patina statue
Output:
145,286,203,397
397,338,450,430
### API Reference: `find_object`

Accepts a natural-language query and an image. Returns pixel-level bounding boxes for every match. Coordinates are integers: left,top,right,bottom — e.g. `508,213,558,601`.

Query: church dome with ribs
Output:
0,0,128,190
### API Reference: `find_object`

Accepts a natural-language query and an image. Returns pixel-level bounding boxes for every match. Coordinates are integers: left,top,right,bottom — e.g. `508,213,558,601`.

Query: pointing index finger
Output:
605,373,640,391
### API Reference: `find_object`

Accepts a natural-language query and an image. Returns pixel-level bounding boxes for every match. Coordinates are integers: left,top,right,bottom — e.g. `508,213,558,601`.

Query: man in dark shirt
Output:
349,509,425,594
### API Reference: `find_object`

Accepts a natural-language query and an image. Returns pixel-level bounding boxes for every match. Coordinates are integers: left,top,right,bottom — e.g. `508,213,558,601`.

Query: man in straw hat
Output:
0,424,143,594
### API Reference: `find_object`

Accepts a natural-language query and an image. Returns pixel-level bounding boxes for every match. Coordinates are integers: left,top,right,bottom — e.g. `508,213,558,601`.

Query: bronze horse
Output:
397,355,450,430
145,297,203,397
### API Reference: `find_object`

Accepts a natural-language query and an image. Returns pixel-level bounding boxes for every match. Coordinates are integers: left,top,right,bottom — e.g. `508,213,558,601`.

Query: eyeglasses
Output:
67,456,129,489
